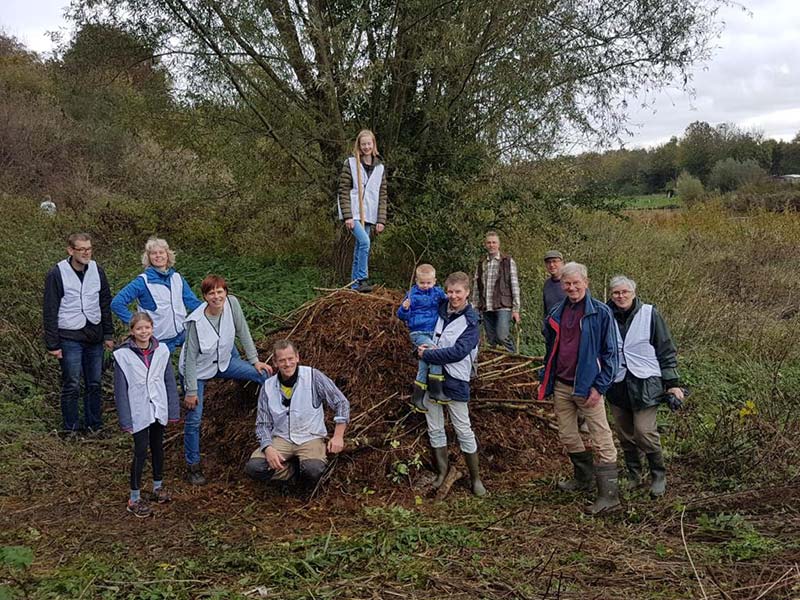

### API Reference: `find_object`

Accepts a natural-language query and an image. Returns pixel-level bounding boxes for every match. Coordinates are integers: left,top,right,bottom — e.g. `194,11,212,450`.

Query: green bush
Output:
708,158,766,192
675,171,705,205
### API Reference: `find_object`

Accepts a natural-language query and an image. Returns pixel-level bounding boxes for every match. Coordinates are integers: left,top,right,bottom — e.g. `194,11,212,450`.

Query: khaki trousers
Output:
609,404,661,454
553,380,617,463
250,437,327,481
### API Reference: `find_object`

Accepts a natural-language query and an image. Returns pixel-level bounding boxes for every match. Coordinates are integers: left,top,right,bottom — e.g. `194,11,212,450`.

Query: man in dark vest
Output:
43,233,114,436
472,231,521,352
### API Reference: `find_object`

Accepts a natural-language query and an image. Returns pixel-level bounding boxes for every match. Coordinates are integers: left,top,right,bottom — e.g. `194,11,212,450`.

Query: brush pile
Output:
201,288,560,494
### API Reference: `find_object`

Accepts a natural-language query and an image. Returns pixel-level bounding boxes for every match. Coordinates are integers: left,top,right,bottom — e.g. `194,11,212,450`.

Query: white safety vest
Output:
337,157,384,224
179,299,235,379
614,303,662,382
264,366,327,445
433,313,478,382
57,259,102,330
113,344,171,434
138,272,187,341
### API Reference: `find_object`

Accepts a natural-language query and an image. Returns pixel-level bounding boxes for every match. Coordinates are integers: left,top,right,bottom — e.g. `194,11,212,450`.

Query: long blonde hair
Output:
352,129,378,158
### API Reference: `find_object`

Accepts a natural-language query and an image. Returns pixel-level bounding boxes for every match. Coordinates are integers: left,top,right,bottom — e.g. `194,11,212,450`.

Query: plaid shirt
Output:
472,254,521,313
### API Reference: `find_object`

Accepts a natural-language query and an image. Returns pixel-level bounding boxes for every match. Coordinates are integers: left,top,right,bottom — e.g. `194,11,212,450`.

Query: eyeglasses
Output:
611,290,632,296
71,247,93,253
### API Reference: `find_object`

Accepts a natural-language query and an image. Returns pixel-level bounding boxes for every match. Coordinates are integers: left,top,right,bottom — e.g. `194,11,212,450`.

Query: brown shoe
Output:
150,487,172,504
127,499,153,518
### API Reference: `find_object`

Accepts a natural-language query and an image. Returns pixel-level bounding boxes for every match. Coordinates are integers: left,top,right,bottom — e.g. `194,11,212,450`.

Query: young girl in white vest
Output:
416,272,487,497
337,129,388,293
113,313,180,518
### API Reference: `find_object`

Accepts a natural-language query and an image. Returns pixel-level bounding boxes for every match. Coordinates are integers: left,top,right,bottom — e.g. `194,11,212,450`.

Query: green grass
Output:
618,193,683,209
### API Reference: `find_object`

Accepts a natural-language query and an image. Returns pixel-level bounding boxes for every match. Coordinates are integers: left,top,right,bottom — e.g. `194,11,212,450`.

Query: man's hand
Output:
375,223,385,234
183,394,199,410
345,218,355,230
401,298,411,310
264,446,285,471
49,349,63,360
512,311,521,324
327,435,345,454
255,361,273,376
585,387,603,407
104,339,115,351
417,344,429,359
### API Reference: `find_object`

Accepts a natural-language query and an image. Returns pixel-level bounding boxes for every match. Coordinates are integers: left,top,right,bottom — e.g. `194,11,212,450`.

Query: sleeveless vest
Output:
614,303,662,382
138,272,187,341
341,157,383,224
113,343,171,433
264,366,327,445
433,314,478,382
179,298,235,379
57,259,102,330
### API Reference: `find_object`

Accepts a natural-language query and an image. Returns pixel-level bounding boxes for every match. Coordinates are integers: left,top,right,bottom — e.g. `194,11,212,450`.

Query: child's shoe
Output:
127,498,153,518
410,381,428,413
150,486,172,504
427,375,450,404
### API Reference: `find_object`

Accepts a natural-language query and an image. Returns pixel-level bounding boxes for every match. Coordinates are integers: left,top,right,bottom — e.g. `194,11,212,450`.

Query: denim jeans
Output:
59,339,104,431
483,309,515,352
184,350,267,465
409,331,442,383
350,222,372,286
160,330,186,353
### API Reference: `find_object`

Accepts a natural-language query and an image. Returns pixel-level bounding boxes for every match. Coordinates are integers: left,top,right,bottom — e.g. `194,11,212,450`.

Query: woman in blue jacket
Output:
111,237,201,352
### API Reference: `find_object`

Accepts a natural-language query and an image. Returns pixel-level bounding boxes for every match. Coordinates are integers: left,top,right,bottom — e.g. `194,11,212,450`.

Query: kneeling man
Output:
245,340,350,488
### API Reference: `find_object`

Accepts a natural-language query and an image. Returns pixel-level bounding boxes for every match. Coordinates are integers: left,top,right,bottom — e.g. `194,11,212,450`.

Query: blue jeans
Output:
184,350,267,465
483,310,515,352
350,222,372,287
59,339,104,431
410,331,442,384
160,330,186,353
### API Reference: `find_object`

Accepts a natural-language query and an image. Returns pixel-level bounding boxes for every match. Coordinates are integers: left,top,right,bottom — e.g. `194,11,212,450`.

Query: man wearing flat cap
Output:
543,250,566,318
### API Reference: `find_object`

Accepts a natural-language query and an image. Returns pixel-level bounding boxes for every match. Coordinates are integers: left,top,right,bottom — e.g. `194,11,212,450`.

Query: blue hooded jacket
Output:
396,284,448,332
538,289,620,399
111,267,201,329
421,300,480,401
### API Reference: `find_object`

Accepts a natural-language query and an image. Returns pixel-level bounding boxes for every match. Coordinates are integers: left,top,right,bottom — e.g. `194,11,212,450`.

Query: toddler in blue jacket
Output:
397,264,448,412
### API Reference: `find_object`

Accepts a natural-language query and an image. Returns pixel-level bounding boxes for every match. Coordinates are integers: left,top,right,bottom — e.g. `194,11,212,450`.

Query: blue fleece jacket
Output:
113,337,180,433
538,289,620,399
111,267,201,327
421,300,480,401
396,285,448,332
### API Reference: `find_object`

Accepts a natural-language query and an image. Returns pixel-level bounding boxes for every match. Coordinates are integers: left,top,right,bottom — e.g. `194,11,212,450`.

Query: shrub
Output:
675,171,705,205
709,158,766,192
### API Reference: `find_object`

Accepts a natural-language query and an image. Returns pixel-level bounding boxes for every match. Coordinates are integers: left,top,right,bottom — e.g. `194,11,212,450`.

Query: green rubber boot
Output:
431,446,449,489
410,381,428,413
557,451,594,493
587,462,621,515
646,451,667,498
623,449,644,488
463,451,487,497
427,374,450,403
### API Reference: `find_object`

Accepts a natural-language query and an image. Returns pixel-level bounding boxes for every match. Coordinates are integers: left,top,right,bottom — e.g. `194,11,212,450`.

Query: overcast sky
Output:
2,0,799,149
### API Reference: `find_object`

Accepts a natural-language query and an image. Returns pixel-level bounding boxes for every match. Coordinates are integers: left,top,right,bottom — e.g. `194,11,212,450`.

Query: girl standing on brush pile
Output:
113,313,180,518
337,129,387,293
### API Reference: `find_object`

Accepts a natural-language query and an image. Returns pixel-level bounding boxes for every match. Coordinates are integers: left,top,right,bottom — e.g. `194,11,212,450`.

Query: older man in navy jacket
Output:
540,262,621,514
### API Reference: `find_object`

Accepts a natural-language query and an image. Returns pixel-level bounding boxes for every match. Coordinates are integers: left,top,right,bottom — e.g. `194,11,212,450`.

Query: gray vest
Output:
263,366,327,445
614,303,661,382
139,272,187,341
179,299,235,379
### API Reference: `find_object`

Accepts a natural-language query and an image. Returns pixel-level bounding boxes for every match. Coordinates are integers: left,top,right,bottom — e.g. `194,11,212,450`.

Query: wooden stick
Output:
434,467,464,500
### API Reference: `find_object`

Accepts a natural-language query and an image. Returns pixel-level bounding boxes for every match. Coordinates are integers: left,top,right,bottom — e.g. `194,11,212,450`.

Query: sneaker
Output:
127,499,153,518
354,280,373,293
150,487,172,504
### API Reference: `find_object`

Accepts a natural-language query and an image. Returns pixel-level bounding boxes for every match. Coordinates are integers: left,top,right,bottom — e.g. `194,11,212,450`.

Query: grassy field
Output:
1,198,799,599
619,193,683,210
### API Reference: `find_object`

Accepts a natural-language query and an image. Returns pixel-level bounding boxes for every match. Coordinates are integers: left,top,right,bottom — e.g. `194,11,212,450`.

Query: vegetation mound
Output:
200,288,560,496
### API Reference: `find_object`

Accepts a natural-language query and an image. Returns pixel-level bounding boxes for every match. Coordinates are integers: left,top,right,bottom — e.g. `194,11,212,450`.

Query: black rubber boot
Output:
431,446,449,489
411,381,428,413
427,374,450,403
587,462,621,515
646,451,667,497
557,451,594,492
186,463,207,486
463,451,487,497
623,449,644,487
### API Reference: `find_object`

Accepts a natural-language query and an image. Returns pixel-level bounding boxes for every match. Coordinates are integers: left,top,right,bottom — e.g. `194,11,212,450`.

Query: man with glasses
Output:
43,233,114,436
244,340,350,492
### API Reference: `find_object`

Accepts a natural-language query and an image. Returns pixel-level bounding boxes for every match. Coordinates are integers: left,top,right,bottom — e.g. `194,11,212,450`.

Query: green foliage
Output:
697,513,782,561
0,546,33,570
708,158,766,192
675,171,705,205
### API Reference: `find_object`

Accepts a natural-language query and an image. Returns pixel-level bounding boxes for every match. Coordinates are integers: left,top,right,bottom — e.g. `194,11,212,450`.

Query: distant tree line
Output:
570,121,800,197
